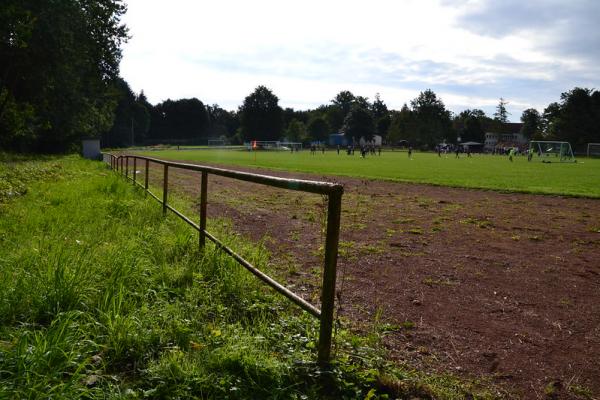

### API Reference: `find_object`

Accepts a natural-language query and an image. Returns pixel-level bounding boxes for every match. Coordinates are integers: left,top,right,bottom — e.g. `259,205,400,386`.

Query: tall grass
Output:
0,156,499,399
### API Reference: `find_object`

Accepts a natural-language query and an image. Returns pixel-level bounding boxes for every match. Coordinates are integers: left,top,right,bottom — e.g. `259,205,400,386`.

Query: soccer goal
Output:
245,141,295,150
587,143,600,157
208,139,226,147
279,141,303,150
529,141,576,163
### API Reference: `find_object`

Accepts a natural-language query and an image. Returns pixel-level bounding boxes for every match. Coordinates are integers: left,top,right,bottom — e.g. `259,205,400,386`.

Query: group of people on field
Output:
300,143,542,162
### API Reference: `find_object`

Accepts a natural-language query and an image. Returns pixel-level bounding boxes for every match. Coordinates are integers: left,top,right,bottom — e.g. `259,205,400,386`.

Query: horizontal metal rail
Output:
102,152,342,364
120,154,342,195
203,229,321,317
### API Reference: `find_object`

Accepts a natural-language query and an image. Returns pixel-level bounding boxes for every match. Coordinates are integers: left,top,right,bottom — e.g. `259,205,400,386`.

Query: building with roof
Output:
484,123,527,152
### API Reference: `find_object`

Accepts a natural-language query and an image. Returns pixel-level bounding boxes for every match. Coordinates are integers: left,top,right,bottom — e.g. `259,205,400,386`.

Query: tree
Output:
148,98,209,144
410,89,453,148
206,104,239,139
552,88,600,147
520,108,541,139
102,78,150,147
542,102,561,138
0,0,128,152
387,104,415,145
306,117,329,142
328,90,370,132
239,86,283,141
284,119,307,143
453,109,488,143
371,93,390,139
282,107,308,130
539,88,600,148
342,105,374,143
494,98,510,124
332,91,356,117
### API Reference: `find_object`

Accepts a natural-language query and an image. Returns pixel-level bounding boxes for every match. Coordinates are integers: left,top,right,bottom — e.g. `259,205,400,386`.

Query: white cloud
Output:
119,0,600,119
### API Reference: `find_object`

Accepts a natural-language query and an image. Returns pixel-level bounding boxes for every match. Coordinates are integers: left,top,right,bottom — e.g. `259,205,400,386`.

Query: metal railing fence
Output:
102,153,343,364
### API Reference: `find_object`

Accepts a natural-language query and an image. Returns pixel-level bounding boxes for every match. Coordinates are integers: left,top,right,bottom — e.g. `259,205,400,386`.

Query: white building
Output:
484,123,527,151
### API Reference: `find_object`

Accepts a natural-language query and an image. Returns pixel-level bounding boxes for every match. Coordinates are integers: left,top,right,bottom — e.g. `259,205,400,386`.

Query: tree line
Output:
2,1,599,153
106,84,600,151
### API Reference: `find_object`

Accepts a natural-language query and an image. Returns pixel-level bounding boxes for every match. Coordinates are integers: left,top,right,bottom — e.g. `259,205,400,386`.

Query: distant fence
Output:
102,153,343,364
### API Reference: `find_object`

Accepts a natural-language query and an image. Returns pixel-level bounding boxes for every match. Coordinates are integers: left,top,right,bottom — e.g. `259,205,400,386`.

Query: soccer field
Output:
135,148,600,198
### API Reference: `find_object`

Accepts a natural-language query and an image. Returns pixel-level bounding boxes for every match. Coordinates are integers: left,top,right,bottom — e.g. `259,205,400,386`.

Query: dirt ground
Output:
135,158,600,399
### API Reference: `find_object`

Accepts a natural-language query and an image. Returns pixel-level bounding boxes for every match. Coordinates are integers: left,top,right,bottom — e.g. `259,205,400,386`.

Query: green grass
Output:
0,155,502,399
135,149,600,198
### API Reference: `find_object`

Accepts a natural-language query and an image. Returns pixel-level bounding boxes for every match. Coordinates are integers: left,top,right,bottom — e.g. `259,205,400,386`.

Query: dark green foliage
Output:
543,87,600,148
542,101,561,139
332,91,357,119
409,89,453,148
147,98,210,145
520,108,542,140
493,98,510,124
239,85,283,141
0,0,128,152
307,116,330,142
371,93,391,140
206,104,239,139
101,79,150,148
453,109,490,143
285,119,308,142
388,104,415,145
342,105,375,142
282,107,309,129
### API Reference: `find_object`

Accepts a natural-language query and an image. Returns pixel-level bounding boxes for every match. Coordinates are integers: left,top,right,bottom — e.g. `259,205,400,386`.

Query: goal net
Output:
587,143,600,158
208,139,226,146
529,141,576,163
279,142,303,150
245,141,299,150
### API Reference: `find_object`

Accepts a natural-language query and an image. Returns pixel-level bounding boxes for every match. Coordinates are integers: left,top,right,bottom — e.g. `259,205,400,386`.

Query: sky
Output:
119,0,600,121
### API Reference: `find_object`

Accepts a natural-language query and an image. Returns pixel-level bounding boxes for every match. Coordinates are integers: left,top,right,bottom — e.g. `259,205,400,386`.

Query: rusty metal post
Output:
317,188,343,365
162,164,169,214
199,171,208,248
144,159,149,191
133,157,137,185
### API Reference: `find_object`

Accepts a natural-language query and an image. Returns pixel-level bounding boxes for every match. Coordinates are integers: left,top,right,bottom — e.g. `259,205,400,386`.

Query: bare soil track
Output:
137,158,600,399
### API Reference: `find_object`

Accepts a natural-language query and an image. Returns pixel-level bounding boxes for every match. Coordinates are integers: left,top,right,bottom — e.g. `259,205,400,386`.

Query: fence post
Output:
125,156,129,179
317,188,343,366
133,157,137,185
162,164,169,215
145,159,149,191
199,171,208,248
121,157,124,175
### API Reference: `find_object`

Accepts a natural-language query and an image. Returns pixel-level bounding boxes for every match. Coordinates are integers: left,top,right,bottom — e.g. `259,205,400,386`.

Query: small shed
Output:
82,138,101,160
